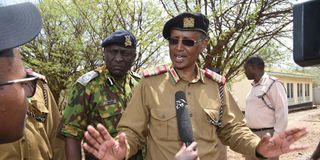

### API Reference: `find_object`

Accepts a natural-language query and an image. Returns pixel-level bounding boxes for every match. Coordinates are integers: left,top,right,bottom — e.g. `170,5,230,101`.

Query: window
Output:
297,83,303,97
305,84,310,97
287,83,293,98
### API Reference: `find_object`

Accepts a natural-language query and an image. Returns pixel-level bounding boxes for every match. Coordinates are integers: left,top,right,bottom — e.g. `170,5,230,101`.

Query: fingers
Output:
188,142,198,151
87,125,106,145
97,123,112,141
289,144,309,151
84,130,101,150
118,132,127,149
83,142,102,159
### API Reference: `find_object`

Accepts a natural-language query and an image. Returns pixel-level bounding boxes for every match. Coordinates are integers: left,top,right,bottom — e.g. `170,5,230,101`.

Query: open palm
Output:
83,124,127,160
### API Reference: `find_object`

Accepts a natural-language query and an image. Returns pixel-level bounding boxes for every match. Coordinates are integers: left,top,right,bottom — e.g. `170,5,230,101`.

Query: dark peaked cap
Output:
101,30,137,48
0,2,42,52
162,12,209,40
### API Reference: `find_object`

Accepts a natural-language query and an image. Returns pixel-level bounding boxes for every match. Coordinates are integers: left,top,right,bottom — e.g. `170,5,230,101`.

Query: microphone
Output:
175,91,193,146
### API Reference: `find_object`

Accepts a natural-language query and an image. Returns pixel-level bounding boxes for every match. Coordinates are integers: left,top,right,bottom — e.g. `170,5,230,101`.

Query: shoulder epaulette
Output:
142,65,168,78
269,76,279,81
203,68,226,85
77,70,99,86
26,69,47,83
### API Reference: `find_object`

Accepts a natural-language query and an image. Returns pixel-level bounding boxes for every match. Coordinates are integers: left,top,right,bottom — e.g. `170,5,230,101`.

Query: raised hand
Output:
82,124,127,160
256,127,308,158
175,142,199,160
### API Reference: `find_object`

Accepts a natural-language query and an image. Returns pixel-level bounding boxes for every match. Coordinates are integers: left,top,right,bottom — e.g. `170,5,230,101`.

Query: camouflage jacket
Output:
60,66,140,140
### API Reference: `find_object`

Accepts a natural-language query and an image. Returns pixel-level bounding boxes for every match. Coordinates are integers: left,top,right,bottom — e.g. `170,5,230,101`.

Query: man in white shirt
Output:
244,55,288,160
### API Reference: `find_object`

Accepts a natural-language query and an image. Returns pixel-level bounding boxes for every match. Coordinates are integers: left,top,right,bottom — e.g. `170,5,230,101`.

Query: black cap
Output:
0,2,42,52
162,12,209,40
101,30,137,48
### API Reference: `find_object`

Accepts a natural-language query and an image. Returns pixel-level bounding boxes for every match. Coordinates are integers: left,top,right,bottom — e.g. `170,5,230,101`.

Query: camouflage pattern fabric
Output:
60,66,142,160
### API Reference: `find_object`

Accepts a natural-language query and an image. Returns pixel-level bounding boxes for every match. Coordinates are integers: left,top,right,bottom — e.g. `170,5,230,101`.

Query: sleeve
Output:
45,85,67,160
59,83,89,140
268,81,288,136
217,87,261,158
116,78,148,159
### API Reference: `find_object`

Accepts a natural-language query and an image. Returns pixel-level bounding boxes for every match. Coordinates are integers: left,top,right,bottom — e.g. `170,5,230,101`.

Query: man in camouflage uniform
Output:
0,69,66,160
60,30,143,160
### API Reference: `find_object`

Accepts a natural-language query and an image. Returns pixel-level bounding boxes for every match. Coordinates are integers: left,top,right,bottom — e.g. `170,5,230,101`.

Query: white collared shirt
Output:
245,73,288,136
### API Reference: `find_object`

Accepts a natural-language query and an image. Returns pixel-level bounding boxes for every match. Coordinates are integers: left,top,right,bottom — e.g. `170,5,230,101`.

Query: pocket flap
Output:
203,108,219,120
150,108,176,121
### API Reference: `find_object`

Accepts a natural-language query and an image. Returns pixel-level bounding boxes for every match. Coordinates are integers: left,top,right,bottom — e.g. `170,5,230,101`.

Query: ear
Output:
201,38,209,50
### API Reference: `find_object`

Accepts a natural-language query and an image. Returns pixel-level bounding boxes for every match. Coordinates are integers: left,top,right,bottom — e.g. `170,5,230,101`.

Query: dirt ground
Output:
227,106,320,160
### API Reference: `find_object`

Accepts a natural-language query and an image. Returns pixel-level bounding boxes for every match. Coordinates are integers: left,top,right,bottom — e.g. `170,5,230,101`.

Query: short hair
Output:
245,55,265,70
0,48,14,57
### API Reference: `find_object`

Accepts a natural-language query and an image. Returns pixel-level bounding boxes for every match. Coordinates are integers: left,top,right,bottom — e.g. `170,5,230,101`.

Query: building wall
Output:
230,72,314,111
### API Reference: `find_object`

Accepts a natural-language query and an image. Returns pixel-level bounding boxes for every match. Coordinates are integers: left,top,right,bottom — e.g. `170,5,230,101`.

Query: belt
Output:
250,127,274,132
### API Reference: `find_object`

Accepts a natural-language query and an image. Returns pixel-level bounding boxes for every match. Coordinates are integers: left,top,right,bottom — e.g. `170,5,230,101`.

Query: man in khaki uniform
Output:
0,2,42,143
0,70,66,160
82,12,308,160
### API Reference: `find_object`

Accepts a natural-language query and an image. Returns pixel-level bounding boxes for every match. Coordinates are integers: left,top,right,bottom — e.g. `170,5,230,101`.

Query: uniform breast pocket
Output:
150,108,178,141
200,108,219,141
98,103,123,135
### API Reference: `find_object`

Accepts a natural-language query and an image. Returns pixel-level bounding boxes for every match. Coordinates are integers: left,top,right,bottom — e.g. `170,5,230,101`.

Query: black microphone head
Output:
175,91,193,146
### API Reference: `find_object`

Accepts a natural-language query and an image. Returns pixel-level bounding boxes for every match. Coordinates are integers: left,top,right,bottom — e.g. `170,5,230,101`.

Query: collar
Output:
168,64,205,85
98,65,131,87
251,73,268,86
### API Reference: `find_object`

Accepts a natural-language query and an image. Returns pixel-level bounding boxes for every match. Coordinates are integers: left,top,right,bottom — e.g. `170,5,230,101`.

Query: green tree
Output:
21,0,166,104
160,0,292,80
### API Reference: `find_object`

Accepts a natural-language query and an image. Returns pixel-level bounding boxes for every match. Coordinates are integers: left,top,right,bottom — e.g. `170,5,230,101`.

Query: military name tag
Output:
104,99,117,105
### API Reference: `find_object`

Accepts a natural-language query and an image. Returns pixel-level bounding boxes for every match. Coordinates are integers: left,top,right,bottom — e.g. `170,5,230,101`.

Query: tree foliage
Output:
160,0,292,81
21,0,167,103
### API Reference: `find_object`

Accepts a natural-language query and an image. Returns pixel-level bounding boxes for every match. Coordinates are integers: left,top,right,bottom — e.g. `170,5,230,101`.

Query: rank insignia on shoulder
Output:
142,64,168,77
203,68,226,85
77,70,99,86
26,69,47,83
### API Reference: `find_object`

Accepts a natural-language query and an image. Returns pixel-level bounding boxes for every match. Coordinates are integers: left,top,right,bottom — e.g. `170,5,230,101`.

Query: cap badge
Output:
183,17,195,28
124,35,132,47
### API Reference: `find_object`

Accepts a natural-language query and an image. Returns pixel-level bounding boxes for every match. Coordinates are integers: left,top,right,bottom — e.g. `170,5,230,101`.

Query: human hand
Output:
82,123,127,160
175,142,199,160
256,127,308,158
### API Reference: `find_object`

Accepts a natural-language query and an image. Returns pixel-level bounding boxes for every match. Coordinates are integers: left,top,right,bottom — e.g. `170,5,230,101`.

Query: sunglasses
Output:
168,37,205,47
0,76,38,98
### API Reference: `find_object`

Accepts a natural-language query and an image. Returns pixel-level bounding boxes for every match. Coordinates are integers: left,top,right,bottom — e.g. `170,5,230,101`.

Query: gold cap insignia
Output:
183,17,195,28
124,35,132,47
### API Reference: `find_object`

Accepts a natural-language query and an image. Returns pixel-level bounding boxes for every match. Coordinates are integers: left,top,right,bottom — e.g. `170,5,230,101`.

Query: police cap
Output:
162,12,209,40
101,30,137,48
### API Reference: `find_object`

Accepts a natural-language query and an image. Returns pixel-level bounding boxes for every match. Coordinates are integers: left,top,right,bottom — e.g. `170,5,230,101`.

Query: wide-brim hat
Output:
163,12,209,40
0,2,42,51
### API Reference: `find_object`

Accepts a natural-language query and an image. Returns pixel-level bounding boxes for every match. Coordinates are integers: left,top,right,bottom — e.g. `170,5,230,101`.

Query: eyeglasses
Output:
0,76,38,98
168,37,205,47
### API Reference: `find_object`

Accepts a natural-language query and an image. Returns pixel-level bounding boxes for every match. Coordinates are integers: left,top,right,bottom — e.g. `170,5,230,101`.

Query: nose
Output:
114,52,123,62
176,40,184,50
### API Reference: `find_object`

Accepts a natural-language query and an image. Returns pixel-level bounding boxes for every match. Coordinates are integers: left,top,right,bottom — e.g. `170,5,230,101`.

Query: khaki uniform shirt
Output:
0,80,66,160
245,73,288,136
117,65,260,160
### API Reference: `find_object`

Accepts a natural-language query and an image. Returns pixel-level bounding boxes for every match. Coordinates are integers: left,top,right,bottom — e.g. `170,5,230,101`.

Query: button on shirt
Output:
245,73,288,136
